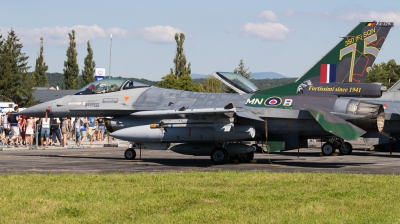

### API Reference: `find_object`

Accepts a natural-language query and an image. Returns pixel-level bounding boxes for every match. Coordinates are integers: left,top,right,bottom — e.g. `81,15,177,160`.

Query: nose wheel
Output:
124,148,136,160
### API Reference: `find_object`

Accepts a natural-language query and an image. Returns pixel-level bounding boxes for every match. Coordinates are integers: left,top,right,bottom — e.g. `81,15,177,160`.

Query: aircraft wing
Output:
130,103,265,121
130,107,236,116
304,104,366,140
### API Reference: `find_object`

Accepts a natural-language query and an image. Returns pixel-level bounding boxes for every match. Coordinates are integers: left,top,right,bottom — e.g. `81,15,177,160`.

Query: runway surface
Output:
1,139,400,174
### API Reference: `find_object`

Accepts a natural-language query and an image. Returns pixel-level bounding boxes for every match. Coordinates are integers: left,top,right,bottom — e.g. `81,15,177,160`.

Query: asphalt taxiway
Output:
1,139,400,174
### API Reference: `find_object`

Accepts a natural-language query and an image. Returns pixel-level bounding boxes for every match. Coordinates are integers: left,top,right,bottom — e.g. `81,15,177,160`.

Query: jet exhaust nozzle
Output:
334,99,385,132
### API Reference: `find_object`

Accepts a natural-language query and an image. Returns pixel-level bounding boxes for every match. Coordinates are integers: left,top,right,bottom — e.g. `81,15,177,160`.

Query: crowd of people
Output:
0,106,108,149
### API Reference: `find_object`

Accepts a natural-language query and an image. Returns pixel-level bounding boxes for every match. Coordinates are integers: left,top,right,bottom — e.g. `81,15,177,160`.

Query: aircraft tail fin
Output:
295,21,393,85
255,22,393,96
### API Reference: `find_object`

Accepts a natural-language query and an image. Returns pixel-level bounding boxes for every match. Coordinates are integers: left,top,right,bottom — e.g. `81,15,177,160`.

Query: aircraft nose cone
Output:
20,102,52,117
110,129,132,141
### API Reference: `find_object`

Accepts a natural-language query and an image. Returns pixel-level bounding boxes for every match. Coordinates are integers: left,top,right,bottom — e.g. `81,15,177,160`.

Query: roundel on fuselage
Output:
264,97,282,106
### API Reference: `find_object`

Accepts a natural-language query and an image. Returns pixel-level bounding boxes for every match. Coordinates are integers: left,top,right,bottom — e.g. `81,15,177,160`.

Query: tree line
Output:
44,72,296,91
365,59,400,89
0,29,95,107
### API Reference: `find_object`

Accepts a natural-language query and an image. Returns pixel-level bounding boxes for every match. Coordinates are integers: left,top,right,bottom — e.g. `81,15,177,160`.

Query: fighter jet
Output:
22,22,393,164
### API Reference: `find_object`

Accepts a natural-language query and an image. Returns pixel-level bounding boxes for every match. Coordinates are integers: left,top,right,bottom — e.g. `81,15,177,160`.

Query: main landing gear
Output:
123,142,255,165
210,142,255,165
210,147,254,165
210,147,229,165
321,138,353,156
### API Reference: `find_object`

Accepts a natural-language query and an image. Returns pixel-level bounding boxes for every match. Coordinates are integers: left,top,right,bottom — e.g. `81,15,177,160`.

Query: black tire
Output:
124,148,136,160
339,142,353,155
210,147,229,165
228,156,238,163
237,152,254,163
250,144,259,152
321,142,335,156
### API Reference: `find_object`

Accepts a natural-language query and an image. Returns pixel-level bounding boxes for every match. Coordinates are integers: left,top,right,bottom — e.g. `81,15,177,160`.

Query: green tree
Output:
31,37,49,87
224,59,252,93
0,30,2,51
82,40,96,86
171,33,191,78
158,33,203,91
204,75,222,93
0,29,36,106
157,73,177,89
0,30,5,102
158,73,203,92
63,30,79,89
178,74,203,92
233,59,251,79
365,59,400,89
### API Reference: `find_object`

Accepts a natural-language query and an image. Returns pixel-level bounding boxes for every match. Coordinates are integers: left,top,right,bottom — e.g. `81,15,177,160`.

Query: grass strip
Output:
1,171,400,223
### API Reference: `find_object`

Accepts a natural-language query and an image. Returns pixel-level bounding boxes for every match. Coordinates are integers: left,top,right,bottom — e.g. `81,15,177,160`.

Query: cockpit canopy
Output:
213,72,260,93
74,78,151,95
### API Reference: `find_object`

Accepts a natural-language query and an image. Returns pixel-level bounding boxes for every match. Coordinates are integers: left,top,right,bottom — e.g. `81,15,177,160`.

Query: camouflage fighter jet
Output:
21,22,393,164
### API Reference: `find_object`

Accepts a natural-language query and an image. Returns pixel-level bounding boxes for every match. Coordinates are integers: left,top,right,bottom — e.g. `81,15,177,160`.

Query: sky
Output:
1,0,400,81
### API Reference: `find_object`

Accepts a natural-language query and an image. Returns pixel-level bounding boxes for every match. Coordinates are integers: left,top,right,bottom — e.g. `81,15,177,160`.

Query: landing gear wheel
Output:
124,148,136,160
237,152,254,163
332,140,341,149
321,142,335,156
210,147,229,165
339,142,353,155
251,144,260,152
228,156,237,163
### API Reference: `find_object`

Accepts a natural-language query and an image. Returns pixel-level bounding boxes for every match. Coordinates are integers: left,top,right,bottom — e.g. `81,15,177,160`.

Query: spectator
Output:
74,117,83,146
97,117,105,142
35,117,41,146
89,129,97,148
25,117,35,150
61,117,70,148
0,113,2,136
40,117,51,148
8,106,20,147
80,118,88,143
50,117,62,146
2,110,10,146
87,116,95,137
19,115,26,145
0,113,3,145
70,117,75,140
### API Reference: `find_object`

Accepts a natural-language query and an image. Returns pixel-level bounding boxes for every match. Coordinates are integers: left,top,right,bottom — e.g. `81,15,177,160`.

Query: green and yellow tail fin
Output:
257,22,393,96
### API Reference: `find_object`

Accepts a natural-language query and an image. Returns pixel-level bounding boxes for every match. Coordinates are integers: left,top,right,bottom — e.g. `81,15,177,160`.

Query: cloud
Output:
106,28,131,39
0,24,185,46
135,25,184,43
258,11,278,21
239,22,291,40
339,11,400,24
285,10,330,18
2,25,108,46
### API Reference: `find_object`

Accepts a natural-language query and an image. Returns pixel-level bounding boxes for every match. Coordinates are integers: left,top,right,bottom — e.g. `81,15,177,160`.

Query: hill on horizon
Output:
190,72,288,79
